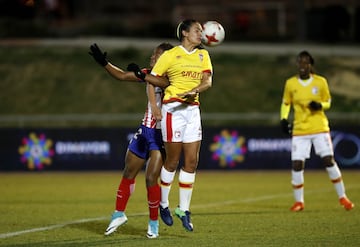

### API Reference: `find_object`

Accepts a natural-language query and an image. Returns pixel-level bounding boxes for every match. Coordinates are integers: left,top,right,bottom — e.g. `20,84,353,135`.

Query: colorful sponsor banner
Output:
0,128,129,171
0,126,359,171
203,128,292,170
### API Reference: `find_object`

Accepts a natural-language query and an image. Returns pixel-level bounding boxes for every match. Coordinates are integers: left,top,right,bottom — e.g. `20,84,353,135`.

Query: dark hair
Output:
176,19,198,41
297,50,315,65
157,42,174,51
176,19,204,49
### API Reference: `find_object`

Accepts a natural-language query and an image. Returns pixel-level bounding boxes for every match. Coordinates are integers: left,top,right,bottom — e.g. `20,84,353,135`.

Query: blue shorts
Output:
128,125,163,160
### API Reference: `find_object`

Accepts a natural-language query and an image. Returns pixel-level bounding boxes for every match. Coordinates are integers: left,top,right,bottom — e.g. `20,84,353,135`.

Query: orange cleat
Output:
339,197,354,211
290,202,304,212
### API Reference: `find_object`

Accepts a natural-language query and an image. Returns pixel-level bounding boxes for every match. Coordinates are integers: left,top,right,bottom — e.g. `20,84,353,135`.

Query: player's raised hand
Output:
89,43,108,66
127,63,146,81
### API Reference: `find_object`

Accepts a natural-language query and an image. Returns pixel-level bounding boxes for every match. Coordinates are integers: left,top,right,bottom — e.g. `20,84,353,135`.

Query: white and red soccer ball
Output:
201,21,225,47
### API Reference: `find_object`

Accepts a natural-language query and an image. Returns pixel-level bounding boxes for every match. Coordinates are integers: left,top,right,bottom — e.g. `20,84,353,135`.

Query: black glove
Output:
89,43,108,66
280,119,292,136
309,101,322,111
127,63,146,81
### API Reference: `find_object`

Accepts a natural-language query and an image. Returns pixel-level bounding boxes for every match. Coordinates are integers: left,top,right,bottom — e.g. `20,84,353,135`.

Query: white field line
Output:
0,217,107,239
0,186,355,239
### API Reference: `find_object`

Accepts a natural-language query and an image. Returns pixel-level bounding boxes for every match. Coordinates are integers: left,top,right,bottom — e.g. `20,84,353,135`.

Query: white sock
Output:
160,166,176,208
326,164,346,198
179,169,196,212
291,170,304,203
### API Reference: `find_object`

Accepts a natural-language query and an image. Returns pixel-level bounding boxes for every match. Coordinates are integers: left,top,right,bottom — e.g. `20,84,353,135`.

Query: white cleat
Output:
146,220,159,239
104,211,128,236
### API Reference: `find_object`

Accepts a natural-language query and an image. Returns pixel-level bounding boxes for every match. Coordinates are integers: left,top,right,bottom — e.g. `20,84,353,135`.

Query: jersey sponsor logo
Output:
181,70,202,79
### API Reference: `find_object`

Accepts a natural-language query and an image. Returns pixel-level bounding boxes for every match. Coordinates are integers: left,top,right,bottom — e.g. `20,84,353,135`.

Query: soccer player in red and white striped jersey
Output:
89,42,173,238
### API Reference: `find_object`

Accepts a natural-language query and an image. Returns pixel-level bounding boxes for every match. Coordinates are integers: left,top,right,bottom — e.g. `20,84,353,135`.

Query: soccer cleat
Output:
104,211,128,236
160,206,173,226
339,197,354,211
146,219,159,239
175,207,193,231
290,202,304,212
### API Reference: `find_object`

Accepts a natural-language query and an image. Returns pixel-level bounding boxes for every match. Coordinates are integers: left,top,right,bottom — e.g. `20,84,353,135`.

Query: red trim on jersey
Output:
166,112,173,142
203,69,212,74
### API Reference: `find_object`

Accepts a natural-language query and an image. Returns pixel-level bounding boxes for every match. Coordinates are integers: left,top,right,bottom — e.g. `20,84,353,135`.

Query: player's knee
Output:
182,159,198,173
145,176,157,187
185,158,198,166
122,169,131,178
322,155,335,167
292,160,304,171
164,160,179,171
122,166,138,179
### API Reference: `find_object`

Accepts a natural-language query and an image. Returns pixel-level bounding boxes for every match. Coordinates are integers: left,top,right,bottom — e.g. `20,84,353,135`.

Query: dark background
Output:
1,0,360,43
1,0,359,172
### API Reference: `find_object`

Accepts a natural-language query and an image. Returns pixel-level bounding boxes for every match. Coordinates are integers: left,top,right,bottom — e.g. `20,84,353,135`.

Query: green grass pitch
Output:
0,170,359,246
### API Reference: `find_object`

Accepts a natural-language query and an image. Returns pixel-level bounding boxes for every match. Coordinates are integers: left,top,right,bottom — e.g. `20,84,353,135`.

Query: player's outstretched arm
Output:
145,74,170,88
89,43,139,82
127,63,169,88
105,63,139,81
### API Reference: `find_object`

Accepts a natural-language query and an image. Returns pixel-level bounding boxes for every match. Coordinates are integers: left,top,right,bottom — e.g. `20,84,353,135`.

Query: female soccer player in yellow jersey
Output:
128,19,213,231
280,50,354,212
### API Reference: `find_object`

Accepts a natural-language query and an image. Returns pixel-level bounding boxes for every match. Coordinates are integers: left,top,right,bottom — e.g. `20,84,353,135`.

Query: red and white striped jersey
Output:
141,85,163,129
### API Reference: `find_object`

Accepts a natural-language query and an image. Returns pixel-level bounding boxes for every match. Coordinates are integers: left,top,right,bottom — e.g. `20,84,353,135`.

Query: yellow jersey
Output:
151,45,212,105
282,74,331,135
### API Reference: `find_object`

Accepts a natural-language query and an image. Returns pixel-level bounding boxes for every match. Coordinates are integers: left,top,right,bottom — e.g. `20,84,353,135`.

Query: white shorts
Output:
291,132,334,161
161,102,202,143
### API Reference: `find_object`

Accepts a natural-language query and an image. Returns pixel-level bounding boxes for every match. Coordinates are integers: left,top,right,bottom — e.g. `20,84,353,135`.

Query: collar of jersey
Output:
297,76,313,86
179,45,198,54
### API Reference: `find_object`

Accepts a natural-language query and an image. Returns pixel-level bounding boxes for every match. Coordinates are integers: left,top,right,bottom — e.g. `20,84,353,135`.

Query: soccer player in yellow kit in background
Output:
280,50,354,212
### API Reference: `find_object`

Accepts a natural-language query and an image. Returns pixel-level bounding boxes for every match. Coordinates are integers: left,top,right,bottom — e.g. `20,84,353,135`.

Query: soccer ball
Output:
201,21,225,47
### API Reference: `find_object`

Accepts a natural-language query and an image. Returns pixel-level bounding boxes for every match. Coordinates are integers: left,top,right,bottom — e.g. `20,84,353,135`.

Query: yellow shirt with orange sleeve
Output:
280,74,331,136
150,45,212,105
